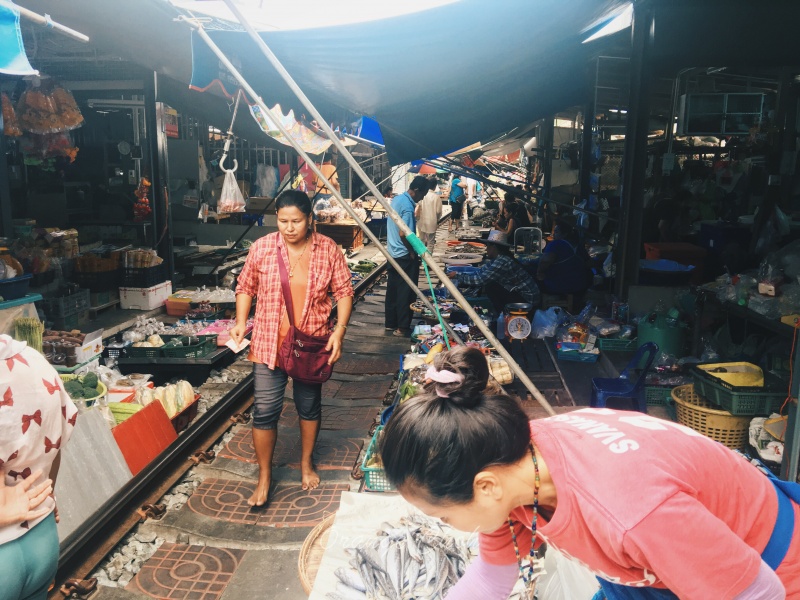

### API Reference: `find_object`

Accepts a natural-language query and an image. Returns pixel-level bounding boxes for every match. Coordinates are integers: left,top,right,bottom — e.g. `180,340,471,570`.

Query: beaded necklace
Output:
508,443,540,598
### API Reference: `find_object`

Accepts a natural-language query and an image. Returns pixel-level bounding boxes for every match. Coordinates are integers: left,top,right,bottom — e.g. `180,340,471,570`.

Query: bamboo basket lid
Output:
298,513,336,595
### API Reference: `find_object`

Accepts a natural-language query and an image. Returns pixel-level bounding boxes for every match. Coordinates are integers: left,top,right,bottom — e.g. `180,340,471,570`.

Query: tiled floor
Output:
219,429,363,470
127,544,246,600
280,403,377,431
186,479,349,527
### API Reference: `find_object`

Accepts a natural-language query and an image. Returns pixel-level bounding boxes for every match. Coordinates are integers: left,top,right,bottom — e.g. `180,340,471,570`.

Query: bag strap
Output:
276,248,295,326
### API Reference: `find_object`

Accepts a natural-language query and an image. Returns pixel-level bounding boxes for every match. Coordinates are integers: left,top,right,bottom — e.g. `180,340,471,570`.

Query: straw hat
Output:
483,229,512,248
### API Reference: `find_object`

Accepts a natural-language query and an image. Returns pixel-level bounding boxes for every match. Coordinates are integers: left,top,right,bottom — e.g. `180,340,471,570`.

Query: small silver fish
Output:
334,581,367,600
334,567,367,593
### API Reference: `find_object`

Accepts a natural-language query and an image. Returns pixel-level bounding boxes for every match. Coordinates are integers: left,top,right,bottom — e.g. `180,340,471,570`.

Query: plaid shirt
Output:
236,232,353,368
456,255,540,304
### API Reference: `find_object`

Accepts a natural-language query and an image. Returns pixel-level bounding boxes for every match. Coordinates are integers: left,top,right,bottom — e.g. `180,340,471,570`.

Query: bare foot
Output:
301,463,320,491
248,472,271,507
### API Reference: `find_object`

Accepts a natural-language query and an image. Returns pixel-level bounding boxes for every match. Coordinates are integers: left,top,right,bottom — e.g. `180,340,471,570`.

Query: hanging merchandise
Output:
15,79,83,134
51,85,84,130
133,178,153,222
1,93,22,136
20,131,79,162
217,169,246,213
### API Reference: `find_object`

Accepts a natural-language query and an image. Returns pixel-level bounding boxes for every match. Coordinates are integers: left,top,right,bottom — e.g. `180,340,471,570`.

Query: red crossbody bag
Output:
276,250,333,384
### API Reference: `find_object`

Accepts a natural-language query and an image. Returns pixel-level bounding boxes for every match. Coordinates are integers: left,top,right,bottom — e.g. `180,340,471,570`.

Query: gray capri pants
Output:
252,363,322,429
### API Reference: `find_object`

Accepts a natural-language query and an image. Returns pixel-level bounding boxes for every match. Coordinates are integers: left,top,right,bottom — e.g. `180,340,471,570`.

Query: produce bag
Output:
532,307,563,339
217,170,246,214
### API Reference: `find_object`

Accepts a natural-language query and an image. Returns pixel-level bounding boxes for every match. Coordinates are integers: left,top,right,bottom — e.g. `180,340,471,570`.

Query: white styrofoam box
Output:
119,281,173,311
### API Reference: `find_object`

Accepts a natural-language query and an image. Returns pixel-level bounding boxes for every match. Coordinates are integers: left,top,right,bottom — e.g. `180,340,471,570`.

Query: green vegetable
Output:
64,380,84,398
83,385,99,399
82,372,98,389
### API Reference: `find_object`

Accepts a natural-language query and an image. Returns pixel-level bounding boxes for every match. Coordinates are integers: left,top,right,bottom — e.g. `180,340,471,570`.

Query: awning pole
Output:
184,20,463,346
0,0,89,43
219,0,556,417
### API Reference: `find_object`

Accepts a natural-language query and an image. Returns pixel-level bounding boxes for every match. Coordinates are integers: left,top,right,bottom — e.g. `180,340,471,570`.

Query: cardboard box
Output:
75,329,104,364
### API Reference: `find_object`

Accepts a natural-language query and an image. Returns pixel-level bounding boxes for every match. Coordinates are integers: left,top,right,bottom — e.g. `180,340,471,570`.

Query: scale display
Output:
507,315,532,339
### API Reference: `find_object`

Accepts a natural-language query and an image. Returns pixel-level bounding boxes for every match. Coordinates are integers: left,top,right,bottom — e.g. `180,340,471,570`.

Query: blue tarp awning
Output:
198,0,628,165
0,4,37,76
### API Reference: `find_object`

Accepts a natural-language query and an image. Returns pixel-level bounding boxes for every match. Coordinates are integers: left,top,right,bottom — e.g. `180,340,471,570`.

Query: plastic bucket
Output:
637,315,686,367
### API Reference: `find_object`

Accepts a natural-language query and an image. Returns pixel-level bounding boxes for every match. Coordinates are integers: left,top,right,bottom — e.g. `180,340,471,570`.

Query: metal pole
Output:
0,0,89,43
205,7,556,416
186,22,463,346
614,0,654,300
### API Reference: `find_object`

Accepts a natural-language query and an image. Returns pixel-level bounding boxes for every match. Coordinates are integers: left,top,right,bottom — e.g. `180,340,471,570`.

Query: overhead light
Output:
87,99,145,109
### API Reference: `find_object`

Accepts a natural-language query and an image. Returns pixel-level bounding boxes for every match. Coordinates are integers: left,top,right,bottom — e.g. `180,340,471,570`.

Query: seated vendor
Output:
448,230,540,314
535,221,592,295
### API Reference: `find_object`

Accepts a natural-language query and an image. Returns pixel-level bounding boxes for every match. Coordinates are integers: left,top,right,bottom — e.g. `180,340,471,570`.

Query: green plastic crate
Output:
597,337,638,351
690,366,786,416
361,426,395,492
645,385,675,406
161,335,218,359
126,334,217,359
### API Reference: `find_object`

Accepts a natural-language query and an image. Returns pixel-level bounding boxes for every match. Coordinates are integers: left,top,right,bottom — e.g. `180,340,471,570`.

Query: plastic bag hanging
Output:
218,170,246,213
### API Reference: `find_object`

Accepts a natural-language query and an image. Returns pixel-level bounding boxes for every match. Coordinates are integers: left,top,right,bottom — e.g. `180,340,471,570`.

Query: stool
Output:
590,342,659,413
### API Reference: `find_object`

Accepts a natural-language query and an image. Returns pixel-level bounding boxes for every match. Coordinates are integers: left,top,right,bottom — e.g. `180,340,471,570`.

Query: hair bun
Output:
442,386,482,409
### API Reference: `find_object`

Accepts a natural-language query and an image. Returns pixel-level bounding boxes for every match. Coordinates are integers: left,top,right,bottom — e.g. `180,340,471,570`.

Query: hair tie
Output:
425,366,464,385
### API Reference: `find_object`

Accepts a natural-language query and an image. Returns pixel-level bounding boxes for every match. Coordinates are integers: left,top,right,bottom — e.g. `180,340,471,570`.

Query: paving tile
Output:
127,543,245,600
218,429,299,466
281,404,377,431
333,355,398,375
334,379,394,400
219,429,362,470
286,436,364,471
186,479,349,527
218,549,306,600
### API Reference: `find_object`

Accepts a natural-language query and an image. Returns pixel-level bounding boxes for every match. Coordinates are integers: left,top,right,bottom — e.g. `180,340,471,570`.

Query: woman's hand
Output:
229,322,248,346
325,327,346,365
0,469,53,527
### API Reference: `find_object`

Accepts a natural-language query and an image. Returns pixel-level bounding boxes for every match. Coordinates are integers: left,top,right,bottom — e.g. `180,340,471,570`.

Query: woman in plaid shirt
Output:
230,191,353,507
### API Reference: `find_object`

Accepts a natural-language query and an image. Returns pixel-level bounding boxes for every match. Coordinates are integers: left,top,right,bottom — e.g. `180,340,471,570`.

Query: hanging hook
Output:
219,90,243,173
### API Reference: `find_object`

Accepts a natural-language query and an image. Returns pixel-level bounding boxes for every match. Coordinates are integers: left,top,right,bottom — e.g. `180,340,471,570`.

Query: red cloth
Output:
236,232,353,368
479,409,800,599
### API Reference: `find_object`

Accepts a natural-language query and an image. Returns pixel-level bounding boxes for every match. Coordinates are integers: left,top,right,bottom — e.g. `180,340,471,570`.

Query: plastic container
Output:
689,365,786,416
671,384,749,450
643,243,707,284
694,362,764,387
645,385,674,406
361,426,395,492
597,337,637,351
637,315,686,367
556,348,599,363
0,274,32,301
161,335,217,359
121,264,168,287
39,288,90,317
119,281,172,310
638,259,695,286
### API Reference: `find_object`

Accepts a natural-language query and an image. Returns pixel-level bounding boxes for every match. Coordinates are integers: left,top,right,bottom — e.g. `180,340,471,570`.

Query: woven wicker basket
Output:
298,513,336,594
671,384,750,450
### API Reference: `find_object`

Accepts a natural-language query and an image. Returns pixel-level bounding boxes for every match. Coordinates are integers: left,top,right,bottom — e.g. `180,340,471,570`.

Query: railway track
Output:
50,256,393,599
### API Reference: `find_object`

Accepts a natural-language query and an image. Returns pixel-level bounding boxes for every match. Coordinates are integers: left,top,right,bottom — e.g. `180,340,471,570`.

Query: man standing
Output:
385,175,428,337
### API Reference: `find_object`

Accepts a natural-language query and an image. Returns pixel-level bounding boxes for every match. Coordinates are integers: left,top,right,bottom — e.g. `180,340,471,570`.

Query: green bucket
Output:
637,314,686,367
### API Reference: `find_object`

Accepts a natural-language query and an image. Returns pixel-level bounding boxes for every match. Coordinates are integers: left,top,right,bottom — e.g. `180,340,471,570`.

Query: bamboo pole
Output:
0,0,89,42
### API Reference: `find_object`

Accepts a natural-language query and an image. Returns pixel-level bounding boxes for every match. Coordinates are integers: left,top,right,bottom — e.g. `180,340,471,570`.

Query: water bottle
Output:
496,313,506,340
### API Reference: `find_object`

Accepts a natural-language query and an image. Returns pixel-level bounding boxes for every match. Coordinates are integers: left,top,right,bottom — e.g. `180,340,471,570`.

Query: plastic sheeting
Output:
201,0,628,165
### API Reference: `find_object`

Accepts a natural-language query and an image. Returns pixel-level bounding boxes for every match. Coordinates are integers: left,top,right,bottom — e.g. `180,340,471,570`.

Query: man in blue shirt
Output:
385,176,428,336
